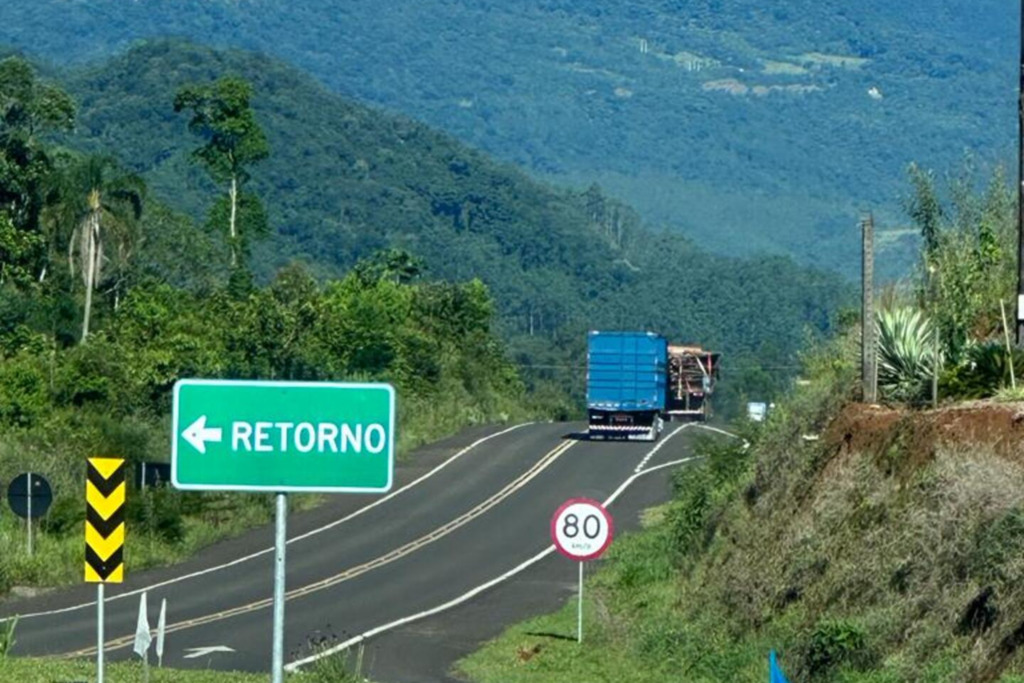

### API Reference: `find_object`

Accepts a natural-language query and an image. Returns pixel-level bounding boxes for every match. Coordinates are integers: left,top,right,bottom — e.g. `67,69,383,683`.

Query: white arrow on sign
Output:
182,416,223,454
183,645,235,659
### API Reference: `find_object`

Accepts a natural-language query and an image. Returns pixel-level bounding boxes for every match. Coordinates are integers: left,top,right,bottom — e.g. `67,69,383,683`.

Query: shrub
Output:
941,341,1024,400
801,618,871,680
876,307,939,404
127,485,185,545
40,496,84,536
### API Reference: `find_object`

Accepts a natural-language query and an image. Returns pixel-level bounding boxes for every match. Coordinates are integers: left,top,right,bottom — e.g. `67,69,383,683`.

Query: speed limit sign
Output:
550,498,614,561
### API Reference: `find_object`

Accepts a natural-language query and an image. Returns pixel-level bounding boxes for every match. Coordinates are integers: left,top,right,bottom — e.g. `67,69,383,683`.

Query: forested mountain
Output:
52,41,850,407
0,0,1014,275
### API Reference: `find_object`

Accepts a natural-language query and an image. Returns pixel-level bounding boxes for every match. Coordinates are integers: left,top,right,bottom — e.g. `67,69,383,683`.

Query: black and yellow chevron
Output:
84,457,125,583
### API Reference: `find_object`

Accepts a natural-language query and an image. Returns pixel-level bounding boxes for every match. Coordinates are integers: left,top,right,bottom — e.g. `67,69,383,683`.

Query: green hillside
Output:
57,41,850,410
0,0,1014,275
460,153,1024,683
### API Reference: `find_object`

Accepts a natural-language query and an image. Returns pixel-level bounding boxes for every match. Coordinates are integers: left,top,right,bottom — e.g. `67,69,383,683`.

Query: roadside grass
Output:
457,522,777,683
0,491,323,594
301,643,375,683
0,658,266,682
0,656,379,683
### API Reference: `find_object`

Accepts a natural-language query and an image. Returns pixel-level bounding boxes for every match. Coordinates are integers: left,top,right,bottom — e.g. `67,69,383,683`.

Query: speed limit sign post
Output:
550,498,614,643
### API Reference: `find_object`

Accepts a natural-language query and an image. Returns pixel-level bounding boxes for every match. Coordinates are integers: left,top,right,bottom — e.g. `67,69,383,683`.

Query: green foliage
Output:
909,164,1015,361
39,495,83,536
0,57,75,285
993,385,1024,402
800,619,871,680
892,163,1018,402
353,248,425,285
46,152,146,341
173,76,269,184
941,342,1024,400
127,484,185,545
970,507,1024,584
0,657,269,682
907,164,943,257
174,75,269,270
303,645,371,683
0,616,15,659
0,211,43,286
667,437,753,564
876,307,938,403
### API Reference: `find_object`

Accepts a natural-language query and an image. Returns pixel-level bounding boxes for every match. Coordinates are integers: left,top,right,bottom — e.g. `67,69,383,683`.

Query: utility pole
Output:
1018,0,1024,343
862,214,878,403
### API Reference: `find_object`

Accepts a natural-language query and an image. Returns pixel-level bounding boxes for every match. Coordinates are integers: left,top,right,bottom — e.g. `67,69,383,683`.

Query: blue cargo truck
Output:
586,331,668,441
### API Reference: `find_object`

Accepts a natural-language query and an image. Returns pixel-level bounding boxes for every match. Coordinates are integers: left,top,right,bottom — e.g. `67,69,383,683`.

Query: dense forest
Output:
0,0,1014,275
0,54,535,591
46,41,848,412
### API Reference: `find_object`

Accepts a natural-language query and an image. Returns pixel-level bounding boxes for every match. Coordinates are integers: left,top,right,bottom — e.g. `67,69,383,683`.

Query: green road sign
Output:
172,380,395,493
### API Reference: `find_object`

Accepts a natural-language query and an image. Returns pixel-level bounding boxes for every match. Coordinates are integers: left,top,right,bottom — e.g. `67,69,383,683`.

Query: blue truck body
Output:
586,331,668,441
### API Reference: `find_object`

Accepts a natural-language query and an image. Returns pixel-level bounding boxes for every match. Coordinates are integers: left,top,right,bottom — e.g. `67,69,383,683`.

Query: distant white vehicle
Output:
747,402,768,422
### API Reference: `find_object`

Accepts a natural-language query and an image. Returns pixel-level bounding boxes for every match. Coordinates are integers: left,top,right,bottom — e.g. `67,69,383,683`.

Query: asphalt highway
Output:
0,421,707,678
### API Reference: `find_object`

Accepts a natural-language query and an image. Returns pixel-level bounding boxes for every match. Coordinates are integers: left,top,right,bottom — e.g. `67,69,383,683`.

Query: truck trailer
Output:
586,331,667,441
665,345,721,422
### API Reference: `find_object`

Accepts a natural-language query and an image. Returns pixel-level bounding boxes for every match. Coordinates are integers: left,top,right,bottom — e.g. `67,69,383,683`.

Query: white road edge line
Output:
4,422,534,623
693,423,749,449
634,423,694,473
286,423,706,672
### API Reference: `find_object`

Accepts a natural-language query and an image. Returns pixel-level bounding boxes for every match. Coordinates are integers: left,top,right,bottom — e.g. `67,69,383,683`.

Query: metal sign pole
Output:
272,493,287,683
577,561,583,644
26,472,32,557
1018,0,1024,344
97,583,105,683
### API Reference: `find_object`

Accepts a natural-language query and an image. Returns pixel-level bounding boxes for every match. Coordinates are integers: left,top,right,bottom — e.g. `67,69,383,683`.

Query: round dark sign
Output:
8,473,53,519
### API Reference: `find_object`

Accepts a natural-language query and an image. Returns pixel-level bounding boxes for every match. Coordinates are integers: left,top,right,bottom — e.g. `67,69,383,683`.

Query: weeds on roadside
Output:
0,616,17,658
296,633,371,683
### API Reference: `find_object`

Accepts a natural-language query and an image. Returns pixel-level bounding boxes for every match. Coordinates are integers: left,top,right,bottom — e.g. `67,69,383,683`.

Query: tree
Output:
0,57,75,284
173,77,269,270
353,248,425,285
906,163,942,260
50,154,145,342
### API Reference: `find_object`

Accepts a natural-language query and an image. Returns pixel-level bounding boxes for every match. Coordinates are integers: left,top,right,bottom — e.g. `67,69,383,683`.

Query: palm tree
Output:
48,154,145,342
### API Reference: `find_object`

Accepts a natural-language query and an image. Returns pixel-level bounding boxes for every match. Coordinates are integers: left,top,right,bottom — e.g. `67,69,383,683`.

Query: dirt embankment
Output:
823,401,1024,475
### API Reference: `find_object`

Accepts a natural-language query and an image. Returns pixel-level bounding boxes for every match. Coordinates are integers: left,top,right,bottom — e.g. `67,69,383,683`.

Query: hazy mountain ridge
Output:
0,0,1013,275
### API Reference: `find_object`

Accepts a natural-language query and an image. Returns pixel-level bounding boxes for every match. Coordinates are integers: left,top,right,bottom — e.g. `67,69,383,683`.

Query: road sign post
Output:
272,493,287,683
578,560,584,642
171,379,395,679
551,498,614,644
8,472,53,557
85,457,126,683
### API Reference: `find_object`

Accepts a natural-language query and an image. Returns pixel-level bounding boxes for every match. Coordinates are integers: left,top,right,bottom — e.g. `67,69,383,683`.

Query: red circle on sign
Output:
550,497,614,561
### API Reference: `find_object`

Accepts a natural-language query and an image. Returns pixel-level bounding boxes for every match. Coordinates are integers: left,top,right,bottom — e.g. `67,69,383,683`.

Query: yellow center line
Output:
65,439,576,658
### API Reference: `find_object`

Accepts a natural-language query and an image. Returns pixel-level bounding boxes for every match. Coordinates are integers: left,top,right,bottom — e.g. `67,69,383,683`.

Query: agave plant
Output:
876,307,940,403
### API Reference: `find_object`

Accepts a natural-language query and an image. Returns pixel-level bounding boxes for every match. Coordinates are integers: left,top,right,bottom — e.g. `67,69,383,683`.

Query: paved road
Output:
1,421,706,678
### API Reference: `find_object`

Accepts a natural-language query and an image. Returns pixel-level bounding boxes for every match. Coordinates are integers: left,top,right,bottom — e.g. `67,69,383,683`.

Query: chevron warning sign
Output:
85,457,125,583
